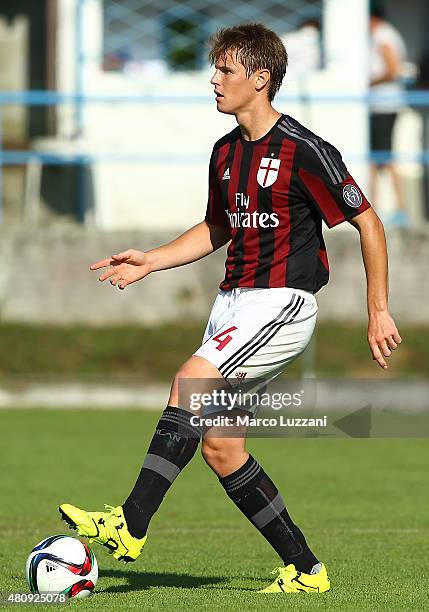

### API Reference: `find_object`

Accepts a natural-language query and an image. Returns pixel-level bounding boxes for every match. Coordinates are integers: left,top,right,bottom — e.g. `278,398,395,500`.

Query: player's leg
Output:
58,291,230,560
196,287,330,592
59,355,226,561
123,287,244,530
201,433,322,577
120,355,223,540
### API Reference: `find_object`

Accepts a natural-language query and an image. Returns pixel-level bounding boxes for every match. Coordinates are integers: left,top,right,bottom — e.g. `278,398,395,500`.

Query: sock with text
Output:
123,407,200,538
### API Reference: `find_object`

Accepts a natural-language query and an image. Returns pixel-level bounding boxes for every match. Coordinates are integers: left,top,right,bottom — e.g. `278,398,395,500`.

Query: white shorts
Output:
194,287,317,383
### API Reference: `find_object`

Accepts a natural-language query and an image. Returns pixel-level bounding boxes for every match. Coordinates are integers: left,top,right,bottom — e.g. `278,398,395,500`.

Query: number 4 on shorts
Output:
212,326,237,351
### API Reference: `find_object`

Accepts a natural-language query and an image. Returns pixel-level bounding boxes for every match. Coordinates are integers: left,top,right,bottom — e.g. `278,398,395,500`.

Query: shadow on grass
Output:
100,569,229,593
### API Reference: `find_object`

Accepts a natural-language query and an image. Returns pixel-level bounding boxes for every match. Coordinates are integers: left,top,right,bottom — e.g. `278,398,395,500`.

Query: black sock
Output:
219,455,319,573
123,407,200,538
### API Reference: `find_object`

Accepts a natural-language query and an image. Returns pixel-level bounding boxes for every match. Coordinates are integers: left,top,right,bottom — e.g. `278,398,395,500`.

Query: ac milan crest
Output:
257,157,281,188
342,184,362,208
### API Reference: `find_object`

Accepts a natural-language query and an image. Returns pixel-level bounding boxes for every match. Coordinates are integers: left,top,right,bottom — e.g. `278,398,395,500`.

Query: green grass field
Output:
1,410,428,611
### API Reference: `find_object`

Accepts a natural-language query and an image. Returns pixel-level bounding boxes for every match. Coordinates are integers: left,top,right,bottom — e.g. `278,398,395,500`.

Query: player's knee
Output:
172,359,207,390
174,358,221,382
201,439,230,471
174,362,195,381
171,368,191,401
171,359,222,406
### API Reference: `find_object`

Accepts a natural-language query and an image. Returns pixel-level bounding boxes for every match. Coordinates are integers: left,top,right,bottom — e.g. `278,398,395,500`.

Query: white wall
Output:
54,0,407,230
56,0,77,137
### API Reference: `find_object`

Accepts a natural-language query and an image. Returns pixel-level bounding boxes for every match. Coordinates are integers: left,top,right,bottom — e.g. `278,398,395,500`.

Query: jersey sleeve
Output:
205,149,229,228
297,141,371,228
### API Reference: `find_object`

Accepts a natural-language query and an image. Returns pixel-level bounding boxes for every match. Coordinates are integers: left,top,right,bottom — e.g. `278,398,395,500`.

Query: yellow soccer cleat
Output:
59,503,146,563
259,563,330,593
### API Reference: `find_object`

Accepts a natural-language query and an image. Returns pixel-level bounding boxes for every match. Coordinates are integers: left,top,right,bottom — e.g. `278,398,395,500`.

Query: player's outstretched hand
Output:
90,249,151,289
367,310,402,369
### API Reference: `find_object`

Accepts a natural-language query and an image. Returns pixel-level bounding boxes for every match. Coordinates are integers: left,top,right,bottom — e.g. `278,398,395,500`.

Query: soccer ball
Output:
25,535,98,599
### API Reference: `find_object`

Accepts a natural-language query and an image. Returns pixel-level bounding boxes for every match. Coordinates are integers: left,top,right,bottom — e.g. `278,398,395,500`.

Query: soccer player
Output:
59,24,401,594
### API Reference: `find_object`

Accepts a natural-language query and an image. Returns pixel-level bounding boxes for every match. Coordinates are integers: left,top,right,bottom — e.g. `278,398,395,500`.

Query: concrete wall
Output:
0,226,427,325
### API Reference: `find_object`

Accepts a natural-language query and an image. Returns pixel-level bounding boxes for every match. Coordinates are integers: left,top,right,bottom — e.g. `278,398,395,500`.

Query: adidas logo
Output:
222,168,230,180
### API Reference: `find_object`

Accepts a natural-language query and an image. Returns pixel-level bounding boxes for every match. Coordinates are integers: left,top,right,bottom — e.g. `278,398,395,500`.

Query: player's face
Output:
210,52,259,115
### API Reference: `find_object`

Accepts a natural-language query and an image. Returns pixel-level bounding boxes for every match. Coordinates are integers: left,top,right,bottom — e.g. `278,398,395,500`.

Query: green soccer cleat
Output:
258,563,330,593
59,503,146,563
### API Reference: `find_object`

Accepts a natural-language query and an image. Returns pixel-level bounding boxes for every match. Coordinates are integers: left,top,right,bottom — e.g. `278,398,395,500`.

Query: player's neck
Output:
236,104,282,142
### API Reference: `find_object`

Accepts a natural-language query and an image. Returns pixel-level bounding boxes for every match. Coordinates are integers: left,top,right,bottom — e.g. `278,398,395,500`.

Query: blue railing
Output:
1,89,429,166
1,150,429,166
1,89,429,105
1,89,429,221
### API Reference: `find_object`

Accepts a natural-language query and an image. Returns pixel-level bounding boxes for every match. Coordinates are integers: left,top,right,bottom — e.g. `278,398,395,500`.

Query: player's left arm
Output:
348,208,402,369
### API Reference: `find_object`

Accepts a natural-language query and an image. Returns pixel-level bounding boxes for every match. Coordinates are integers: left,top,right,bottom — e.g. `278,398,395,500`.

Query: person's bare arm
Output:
90,221,230,289
348,208,401,368
371,42,401,86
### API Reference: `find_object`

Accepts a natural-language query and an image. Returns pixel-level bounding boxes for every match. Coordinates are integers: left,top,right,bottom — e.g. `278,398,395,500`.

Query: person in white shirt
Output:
370,3,407,226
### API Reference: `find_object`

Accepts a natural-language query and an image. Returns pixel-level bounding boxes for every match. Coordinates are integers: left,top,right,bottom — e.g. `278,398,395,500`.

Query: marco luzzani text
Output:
188,389,327,429
189,414,328,428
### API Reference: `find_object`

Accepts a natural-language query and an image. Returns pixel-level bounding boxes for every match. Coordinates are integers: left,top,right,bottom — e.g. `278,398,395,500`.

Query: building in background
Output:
0,0,427,229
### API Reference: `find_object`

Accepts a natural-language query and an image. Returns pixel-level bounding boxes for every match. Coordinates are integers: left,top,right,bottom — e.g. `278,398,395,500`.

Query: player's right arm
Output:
91,146,230,289
90,221,230,290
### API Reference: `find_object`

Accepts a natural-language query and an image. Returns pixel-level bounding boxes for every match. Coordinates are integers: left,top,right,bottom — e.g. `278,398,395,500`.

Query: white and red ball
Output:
25,535,98,599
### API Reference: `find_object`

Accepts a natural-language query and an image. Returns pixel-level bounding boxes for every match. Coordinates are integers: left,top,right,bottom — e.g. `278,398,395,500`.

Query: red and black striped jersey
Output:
205,114,371,293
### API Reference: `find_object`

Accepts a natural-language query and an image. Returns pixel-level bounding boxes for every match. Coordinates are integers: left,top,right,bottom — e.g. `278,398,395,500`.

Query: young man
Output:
369,2,407,225
59,24,401,594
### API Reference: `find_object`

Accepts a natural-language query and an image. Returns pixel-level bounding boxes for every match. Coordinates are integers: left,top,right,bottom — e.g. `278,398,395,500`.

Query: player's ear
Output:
254,68,270,94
